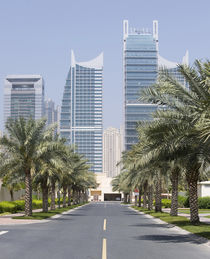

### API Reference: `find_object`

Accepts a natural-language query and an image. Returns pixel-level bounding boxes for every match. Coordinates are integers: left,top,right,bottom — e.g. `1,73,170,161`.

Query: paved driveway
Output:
0,202,210,259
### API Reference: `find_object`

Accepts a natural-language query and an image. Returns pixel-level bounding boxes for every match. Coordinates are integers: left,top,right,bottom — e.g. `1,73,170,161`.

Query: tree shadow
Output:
129,223,175,228
133,233,208,245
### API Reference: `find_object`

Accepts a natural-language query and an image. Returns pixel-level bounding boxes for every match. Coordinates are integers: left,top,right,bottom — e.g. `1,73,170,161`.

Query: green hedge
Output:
198,197,210,209
0,201,18,213
0,199,43,214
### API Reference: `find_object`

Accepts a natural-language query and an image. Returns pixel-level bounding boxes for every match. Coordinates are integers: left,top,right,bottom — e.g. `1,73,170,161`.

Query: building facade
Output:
60,51,103,173
103,127,122,178
123,20,158,150
44,99,61,133
4,75,44,128
123,20,189,151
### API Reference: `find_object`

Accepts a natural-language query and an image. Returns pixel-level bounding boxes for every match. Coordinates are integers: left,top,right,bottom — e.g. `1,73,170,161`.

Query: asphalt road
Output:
0,202,210,259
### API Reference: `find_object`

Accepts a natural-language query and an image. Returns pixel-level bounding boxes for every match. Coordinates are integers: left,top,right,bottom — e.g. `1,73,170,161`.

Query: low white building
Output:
198,181,210,197
89,173,122,201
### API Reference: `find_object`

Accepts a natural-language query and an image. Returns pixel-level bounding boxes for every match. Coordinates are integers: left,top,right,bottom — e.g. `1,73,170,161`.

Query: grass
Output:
12,204,86,220
178,209,210,214
0,212,11,216
132,206,210,240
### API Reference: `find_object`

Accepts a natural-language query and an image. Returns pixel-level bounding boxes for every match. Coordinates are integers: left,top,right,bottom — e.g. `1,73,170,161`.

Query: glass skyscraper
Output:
123,20,189,151
4,75,44,128
123,20,158,150
60,51,103,173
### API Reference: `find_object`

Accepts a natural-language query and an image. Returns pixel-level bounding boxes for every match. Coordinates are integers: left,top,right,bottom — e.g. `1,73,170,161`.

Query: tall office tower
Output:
44,99,61,134
103,127,122,178
123,20,158,150
60,51,103,173
123,20,189,151
4,75,44,128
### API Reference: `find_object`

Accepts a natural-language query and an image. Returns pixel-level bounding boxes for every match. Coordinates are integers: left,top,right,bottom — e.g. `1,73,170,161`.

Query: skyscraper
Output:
103,127,122,178
60,51,103,173
123,20,158,150
44,99,61,133
123,20,189,151
4,75,44,128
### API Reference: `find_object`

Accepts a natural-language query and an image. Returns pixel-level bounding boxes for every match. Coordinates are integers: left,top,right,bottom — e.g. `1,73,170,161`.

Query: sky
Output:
0,0,210,131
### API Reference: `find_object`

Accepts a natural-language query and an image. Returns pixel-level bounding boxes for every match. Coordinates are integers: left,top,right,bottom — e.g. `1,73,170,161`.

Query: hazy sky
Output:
0,0,210,131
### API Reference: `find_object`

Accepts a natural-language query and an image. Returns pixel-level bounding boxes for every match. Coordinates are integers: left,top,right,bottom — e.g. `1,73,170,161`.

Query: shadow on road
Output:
133,234,208,245
129,223,175,228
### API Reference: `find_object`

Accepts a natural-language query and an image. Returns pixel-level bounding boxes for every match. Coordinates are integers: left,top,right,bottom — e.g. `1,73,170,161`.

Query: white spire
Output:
71,50,76,67
182,50,189,66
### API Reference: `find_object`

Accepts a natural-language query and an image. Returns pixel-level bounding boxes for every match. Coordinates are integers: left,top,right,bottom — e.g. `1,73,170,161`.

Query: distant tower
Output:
103,127,122,178
60,51,103,173
4,75,44,128
123,20,158,151
44,99,60,134
123,20,189,151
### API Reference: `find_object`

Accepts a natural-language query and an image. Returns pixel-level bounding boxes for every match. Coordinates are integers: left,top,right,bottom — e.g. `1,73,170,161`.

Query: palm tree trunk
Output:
186,171,200,224
155,178,162,212
50,179,56,210
63,186,67,207
67,185,71,206
10,189,14,201
143,182,148,209
148,185,153,211
25,169,32,216
41,179,49,213
170,169,179,216
138,188,142,207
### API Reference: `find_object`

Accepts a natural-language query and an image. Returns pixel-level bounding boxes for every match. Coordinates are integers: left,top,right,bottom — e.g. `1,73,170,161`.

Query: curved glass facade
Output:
60,52,103,173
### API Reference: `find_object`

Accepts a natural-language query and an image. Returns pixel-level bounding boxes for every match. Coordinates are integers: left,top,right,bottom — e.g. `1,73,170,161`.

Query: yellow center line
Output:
103,218,107,231
102,238,107,259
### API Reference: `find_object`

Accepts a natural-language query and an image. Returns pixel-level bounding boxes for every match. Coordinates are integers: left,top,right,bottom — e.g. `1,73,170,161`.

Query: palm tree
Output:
0,117,66,216
139,60,210,223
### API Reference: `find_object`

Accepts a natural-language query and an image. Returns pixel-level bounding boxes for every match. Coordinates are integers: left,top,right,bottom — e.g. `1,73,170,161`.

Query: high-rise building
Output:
103,127,122,178
4,75,44,128
123,20,158,151
44,99,61,133
60,51,103,173
123,20,189,151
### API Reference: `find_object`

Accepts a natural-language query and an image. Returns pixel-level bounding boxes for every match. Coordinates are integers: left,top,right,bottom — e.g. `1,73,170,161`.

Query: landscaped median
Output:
132,206,210,240
12,203,88,220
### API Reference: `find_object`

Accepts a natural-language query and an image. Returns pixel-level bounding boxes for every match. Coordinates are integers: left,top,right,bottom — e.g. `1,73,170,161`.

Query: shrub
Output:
13,200,25,211
161,199,171,208
198,197,210,209
32,200,42,209
178,196,189,208
0,201,18,213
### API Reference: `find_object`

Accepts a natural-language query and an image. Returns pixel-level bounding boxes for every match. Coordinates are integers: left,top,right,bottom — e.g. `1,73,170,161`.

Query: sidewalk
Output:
0,208,49,225
162,208,210,224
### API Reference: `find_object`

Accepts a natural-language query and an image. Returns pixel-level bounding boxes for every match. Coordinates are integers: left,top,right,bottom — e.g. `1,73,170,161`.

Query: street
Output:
0,202,210,259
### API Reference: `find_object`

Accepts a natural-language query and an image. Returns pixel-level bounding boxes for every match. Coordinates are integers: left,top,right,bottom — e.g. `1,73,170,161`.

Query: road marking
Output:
102,238,107,259
103,219,107,231
0,231,8,236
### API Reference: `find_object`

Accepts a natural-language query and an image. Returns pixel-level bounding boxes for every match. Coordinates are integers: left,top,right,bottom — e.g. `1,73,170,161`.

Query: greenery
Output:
178,209,210,214
0,117,97,216
113,60,210,224
12,203,87,220
133,206,210,240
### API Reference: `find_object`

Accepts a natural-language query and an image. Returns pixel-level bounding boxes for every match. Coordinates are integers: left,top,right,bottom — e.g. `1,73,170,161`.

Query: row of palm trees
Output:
0,118,97,216
113,60,210,224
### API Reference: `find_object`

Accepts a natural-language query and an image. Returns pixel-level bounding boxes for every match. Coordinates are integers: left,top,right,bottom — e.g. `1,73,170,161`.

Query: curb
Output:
130,206,210,248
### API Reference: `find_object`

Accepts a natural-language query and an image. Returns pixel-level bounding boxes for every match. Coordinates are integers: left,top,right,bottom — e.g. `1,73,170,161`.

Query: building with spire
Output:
60,51,103,173
123,20,188,151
